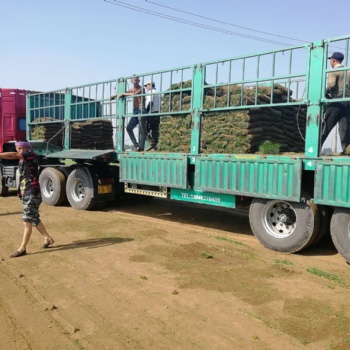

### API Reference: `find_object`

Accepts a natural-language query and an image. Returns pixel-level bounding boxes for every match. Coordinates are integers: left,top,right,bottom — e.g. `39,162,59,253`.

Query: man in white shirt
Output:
144,80,161,151
321,52,350,154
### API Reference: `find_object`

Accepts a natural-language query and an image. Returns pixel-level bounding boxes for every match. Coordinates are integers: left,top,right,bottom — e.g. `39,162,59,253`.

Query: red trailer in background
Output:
0,88,28,195
0,88,27,152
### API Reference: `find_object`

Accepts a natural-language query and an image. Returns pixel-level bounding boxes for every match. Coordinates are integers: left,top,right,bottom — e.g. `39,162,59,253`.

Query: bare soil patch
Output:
1,194,350,350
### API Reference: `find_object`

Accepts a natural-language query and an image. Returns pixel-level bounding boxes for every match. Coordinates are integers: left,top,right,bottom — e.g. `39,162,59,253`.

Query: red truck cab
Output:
0,88,28,195
0,88,27,152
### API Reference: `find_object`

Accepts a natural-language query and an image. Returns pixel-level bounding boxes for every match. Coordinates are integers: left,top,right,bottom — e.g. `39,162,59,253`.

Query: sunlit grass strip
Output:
214,236,245,246
307,267,346,287
274,259,294,266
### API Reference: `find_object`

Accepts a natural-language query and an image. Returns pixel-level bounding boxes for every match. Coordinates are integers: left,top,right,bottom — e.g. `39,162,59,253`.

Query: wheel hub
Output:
278,208,296,226
262,201,297,239
72,180,85,202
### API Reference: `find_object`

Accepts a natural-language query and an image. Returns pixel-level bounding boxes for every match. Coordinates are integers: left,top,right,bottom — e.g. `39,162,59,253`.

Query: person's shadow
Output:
30,237,133,255
0,211,23,216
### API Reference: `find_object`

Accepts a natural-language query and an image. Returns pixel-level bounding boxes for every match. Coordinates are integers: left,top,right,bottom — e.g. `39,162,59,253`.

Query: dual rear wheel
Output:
39,167,66,206
39,167,97,210
249,196,350,263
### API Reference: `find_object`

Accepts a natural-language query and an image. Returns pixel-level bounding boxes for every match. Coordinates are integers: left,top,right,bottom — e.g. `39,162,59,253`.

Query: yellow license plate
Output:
98,184,112,194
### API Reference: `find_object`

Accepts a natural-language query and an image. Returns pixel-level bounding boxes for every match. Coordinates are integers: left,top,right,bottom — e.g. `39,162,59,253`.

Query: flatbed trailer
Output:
26,34,350,262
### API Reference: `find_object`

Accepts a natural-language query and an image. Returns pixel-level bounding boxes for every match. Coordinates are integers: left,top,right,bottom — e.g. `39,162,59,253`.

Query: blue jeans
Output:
126,108,146,149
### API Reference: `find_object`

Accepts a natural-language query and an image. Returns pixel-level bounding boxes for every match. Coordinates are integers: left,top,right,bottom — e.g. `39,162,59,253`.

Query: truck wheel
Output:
0,181,9,196
309,205,332,246
39,167,67,206
58,166,72,180
330,207,350,263
0,168,9,196
66,168,95,210
249,197,320,253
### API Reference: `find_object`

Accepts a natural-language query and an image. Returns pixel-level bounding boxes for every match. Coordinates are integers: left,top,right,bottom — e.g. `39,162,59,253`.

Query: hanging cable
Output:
145,0,307,44
104,0,293,46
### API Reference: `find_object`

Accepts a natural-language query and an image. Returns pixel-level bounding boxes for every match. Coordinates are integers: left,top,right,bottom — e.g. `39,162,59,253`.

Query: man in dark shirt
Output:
321,52,350,154
0,140,54,257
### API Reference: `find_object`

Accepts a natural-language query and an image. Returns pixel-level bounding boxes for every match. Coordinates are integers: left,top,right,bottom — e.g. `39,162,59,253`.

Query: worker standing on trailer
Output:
144,80,161,151
0,140,54,257
321,52,350,154
110,75,146,151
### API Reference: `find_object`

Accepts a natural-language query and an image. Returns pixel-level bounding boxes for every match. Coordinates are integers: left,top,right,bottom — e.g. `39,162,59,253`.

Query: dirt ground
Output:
1,193,350,350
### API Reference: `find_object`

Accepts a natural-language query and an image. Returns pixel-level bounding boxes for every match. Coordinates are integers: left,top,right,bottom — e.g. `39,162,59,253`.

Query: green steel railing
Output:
26,34,350,158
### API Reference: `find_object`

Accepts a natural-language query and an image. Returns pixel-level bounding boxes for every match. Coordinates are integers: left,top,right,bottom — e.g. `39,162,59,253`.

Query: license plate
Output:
98,184,112,194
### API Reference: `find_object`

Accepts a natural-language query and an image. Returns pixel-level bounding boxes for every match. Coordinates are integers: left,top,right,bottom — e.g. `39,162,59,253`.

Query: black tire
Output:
66,168,95,210
58,166,72,180
330,207,350,263
39,167,67,206
0,168,9,196
309,205,332,246
0,183,9,196
249,197,320,253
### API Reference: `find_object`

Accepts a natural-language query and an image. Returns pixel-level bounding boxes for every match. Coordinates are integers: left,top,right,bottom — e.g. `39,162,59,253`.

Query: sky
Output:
2,0,350,92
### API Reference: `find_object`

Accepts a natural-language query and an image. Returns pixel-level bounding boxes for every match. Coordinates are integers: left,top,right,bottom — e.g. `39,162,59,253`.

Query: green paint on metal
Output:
195,157,302,201
315,161,350,207
303,158,316,170
26,93,30,140
64,89,72,150
120,154,187,188
45,149,115,160
304,42,324,158
29,141,63,156
116,78,127,153
171,188,236,208
190,64,204,155
70,96,102,120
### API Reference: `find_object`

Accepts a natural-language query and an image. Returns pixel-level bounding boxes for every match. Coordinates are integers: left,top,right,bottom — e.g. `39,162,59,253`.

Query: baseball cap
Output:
144,80,154,86
328,52,344,61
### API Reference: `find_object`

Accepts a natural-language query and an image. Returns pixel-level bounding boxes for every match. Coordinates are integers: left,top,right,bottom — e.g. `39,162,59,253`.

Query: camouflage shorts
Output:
22,194,42,226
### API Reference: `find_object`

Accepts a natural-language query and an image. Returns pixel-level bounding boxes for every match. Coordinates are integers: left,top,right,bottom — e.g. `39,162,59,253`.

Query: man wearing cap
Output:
321,52,350,154
144,80,161,151
0,140,54,257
